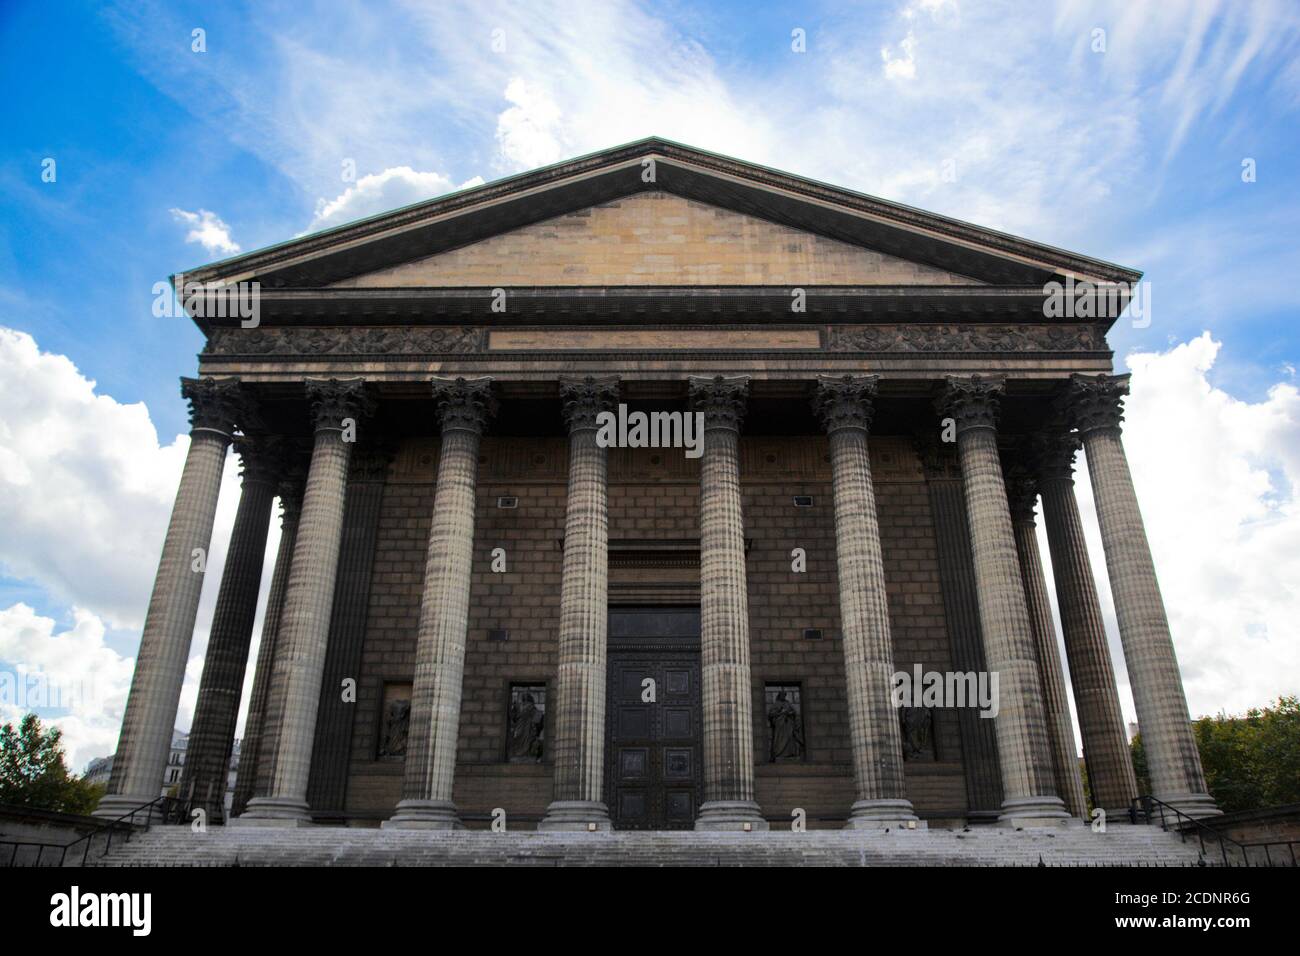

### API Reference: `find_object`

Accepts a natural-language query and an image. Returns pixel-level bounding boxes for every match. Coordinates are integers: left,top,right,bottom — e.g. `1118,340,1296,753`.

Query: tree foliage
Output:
1193,695,1300,813
0,713,104,815
1125,696,1300,814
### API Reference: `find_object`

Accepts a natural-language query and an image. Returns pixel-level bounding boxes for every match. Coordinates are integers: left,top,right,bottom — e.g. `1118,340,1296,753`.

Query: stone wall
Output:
338,435,970,827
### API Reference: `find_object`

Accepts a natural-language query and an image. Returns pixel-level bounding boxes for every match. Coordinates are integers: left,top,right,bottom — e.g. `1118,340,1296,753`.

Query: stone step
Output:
87,824,1216,867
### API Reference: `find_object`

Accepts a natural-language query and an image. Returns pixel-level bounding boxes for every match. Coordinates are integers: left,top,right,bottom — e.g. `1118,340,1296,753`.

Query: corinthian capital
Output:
1001,450,1040,525
1032,427,1082,482
1061,373,1129,435
813,374,879,434
233,433,286,488
180,376,244,437
935,375,1005,433
431,376,495,435
305,378,375,432
688,375,750,432
559,376,620,432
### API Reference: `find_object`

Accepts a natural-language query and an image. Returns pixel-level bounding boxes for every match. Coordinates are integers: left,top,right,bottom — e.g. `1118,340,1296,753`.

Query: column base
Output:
845,799,926,830
537,800,612,832
93,792,164,823
997,795,1072,828
382,799,464,830
694,800,769,831
1153,791,1222,820
232,797,315,826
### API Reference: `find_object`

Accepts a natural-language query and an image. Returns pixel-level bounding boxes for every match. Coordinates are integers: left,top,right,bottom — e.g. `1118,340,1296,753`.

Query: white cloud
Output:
0,328,280,767
495,77,565,170
0,605,132,770
304,166,458,234
105,0,1300,259
0,328,190,629
881,32,918,81
169,207,240,257
1042,333,1300,734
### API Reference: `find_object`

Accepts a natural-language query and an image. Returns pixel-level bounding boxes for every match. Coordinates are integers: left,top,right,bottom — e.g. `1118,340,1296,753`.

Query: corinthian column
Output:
814,375,918,828
181,434,280,822
239,379,373,825
1064,374,1218,818
689,375,767,831
1035,430,1138,816
231,472,303,817
386,377,495,829
96,377,243,819
540,376,619,831
1003,462,1088,819
936,376,1068,826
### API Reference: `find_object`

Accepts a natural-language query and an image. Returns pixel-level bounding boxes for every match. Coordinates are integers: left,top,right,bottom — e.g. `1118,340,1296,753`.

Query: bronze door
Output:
605,609,702,830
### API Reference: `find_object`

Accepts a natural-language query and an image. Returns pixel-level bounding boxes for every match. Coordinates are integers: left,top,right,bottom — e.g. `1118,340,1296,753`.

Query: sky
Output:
0,0,1297,772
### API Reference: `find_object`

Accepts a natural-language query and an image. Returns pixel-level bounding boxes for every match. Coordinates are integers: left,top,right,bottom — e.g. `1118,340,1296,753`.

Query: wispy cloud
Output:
170,207,240,256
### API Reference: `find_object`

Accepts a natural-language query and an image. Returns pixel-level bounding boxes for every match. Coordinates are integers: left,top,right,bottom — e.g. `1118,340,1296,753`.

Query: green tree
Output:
0,713,103,815
1129,732,1150,796
1126,696,1300,814
1194,696,1300,813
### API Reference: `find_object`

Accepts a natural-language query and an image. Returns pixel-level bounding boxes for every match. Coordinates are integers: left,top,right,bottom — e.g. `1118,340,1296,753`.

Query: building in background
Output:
87,730,240,817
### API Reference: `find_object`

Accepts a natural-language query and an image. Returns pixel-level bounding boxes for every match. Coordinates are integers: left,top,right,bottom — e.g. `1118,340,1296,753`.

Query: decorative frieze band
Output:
204,326,485,355
204,322,1107,357
828,324,1106,353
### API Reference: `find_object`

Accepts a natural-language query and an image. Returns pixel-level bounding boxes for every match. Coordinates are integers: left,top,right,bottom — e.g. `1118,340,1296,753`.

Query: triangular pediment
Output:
183,138,1140,297
328,192,983,288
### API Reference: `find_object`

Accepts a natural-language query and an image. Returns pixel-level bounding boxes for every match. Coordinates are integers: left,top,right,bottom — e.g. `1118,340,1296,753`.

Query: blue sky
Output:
1,0,1298,768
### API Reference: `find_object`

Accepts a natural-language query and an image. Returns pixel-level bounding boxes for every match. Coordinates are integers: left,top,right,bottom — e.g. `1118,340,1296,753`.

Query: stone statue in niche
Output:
767,689,805,762
508,689,545,762
378,698,410,757
899,706,935,761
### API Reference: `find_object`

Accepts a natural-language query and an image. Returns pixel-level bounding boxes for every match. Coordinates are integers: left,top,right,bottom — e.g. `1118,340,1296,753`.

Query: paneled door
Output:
605,608,702,830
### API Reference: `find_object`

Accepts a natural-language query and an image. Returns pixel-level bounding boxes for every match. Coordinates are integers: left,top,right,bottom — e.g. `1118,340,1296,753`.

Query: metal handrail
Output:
0,795,191,867
1130,795,1298,867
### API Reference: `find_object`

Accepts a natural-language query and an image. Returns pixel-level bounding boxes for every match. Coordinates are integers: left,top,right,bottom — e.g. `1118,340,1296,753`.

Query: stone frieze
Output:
204,326,485,355
827,324,1106,352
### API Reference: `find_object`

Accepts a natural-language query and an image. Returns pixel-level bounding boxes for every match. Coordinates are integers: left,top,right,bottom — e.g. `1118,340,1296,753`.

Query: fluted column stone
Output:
386,377,495,829
1064,374,1218,818
181,434,280,822
239,379,373,825
688,375,766,831
936,376,1069,826
540,377,620,830
96,377,244,819
1004,462,1088,819
814,375,918,827
1035,430,1138,816
917,438,1003,821
231,473,303,817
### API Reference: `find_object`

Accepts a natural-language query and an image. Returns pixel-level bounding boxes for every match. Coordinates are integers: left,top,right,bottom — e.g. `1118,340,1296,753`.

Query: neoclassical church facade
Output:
96,140,1218,831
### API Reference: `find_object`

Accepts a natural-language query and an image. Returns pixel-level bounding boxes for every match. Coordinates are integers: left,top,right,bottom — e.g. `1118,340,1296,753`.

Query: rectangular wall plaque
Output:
487,328,821,350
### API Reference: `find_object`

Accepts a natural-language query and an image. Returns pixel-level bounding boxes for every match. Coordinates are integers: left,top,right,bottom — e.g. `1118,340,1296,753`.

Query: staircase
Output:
88,823,1214,867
